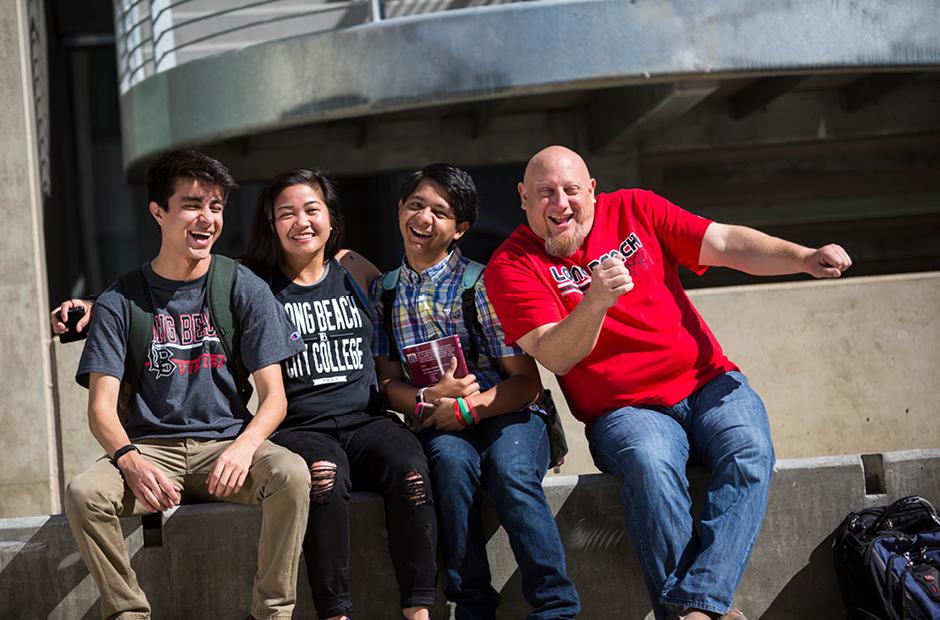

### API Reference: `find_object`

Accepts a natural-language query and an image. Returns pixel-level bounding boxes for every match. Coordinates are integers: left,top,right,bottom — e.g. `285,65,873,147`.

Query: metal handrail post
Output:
370,0,383,22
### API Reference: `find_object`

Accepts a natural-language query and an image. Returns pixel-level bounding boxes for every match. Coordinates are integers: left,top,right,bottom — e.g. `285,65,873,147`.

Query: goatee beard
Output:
544,225,584,258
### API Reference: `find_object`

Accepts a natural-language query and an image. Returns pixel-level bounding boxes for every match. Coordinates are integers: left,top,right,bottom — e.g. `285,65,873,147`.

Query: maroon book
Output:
401,334,468,387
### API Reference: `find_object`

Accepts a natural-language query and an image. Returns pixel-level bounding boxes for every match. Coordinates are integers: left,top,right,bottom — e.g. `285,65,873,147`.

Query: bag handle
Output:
869,495,939,533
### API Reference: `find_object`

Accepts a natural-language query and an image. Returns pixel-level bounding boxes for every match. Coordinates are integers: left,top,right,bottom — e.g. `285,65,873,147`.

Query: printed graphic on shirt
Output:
282,294,365,385
550,264,591,296
550,232,652,296
145,311,225,379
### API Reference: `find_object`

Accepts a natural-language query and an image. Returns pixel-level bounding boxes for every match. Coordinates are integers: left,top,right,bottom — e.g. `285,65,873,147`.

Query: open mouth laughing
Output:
549,214,573,226
408,225,433,239
188,230,213,246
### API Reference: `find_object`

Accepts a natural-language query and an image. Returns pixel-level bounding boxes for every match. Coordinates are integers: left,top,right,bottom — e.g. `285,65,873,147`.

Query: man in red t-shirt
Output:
486,145,851,620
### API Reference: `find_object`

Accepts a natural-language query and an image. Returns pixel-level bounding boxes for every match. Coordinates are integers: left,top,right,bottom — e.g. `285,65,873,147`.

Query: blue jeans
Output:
588,371,774,619
420,409,580,620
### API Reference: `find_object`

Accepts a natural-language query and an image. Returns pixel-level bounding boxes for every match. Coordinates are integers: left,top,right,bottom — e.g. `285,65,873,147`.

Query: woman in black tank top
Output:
243,169,437,620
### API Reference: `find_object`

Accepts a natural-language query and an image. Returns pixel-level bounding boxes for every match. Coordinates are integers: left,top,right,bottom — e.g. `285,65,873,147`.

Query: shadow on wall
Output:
0,517,104,619
761,534,843,620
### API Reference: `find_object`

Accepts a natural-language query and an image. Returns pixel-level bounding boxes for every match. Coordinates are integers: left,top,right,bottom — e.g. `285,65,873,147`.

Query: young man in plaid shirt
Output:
373,163,580,620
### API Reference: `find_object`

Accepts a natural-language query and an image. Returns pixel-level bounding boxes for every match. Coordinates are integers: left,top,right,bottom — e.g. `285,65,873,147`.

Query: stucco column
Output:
0,0,60,517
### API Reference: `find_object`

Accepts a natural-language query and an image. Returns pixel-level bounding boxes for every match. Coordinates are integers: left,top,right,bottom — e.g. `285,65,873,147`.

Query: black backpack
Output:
116,255,251,415
378,261,568,469
832,495,940,619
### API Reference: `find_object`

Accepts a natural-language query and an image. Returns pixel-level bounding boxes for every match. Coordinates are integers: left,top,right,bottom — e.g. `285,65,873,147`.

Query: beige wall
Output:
549,271,940,475
695,271,940,458
0,0,59,517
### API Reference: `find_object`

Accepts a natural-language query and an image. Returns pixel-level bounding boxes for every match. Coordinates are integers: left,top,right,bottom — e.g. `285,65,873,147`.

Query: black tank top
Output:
271,260,381,427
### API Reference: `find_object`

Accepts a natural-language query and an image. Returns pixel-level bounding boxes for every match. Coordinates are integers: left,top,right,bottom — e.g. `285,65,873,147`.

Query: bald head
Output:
518,145,597,257
523,146,592,187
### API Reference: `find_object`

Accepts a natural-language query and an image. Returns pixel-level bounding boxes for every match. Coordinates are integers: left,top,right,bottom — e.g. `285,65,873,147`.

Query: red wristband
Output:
466,396,480,424
453,400,468,428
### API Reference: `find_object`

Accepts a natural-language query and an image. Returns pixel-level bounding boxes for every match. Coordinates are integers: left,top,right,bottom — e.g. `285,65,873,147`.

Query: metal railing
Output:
113,0,527,94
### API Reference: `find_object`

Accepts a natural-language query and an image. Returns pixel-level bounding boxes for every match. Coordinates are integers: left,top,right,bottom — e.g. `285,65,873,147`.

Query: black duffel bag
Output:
832,495,940,619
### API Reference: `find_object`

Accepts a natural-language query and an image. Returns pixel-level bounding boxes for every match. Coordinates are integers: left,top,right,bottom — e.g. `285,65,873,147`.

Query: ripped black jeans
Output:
273,412,437,618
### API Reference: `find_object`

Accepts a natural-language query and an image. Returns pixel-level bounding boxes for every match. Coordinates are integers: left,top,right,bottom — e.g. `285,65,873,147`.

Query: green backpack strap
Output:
380,268,401,362
459,260,486,366
381,268,400,293
118,267,154,417
206,255,252,404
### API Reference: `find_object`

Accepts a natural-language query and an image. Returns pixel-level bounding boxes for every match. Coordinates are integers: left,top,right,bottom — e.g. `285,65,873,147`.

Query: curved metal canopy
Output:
119,0,940,173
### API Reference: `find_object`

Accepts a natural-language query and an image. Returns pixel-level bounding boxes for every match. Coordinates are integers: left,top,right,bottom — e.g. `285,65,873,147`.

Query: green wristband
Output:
457,397,474,426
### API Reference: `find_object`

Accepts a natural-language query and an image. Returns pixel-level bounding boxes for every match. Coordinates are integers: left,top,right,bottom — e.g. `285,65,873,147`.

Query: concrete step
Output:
2,449,938,619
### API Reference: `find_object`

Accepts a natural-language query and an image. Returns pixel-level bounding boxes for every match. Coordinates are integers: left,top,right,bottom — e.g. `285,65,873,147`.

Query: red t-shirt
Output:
485,189,737,424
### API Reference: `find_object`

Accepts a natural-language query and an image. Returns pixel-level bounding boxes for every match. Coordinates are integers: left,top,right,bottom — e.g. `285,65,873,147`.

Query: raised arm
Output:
206,363,287,497
700,223,852,278
516,254,633,375
86,372,180,511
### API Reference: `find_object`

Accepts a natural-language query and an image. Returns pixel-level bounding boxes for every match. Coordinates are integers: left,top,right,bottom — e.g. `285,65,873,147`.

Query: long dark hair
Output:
242,168,345,278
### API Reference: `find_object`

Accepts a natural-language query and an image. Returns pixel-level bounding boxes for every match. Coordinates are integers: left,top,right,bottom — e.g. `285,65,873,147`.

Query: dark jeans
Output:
274,412,437,619
420,408,580,620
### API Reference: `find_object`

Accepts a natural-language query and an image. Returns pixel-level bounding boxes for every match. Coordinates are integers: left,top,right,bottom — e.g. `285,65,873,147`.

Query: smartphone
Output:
59,306,87,343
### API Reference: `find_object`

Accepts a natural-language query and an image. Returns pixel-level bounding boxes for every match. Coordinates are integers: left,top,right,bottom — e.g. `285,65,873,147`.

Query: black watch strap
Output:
111,444,140,466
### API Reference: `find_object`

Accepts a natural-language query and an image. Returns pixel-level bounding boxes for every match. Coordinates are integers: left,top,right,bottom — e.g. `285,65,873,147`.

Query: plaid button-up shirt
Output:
371,249,523,392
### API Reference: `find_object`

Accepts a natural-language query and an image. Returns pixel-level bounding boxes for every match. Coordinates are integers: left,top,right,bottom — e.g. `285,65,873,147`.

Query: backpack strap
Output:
337,261,371,312
459,260,486,367
117,267,154,417
381,268,401,293
206,255,252,404
380,268,401,362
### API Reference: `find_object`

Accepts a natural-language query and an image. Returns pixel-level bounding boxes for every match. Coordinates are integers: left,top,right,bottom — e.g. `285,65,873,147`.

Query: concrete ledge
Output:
2,449,938,618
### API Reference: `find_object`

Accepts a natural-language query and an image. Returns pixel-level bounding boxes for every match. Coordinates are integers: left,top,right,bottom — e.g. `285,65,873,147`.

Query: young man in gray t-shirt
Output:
58,150,310,620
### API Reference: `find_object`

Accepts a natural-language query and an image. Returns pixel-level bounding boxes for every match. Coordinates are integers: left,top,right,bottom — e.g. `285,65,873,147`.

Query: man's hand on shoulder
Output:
117,450,180,512
207,437,260,497
585,255,634,309
338,248,381,293
802,244,852,279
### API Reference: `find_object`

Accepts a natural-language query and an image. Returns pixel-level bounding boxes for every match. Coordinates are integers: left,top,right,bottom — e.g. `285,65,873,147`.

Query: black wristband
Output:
111,444,140,466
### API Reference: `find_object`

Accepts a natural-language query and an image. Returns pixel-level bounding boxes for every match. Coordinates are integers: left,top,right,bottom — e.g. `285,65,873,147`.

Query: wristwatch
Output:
111,444,140,466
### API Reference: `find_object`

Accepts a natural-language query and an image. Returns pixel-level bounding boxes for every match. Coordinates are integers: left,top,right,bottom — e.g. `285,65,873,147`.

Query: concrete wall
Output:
2,449,938,619
548,271,940,476
0,0,60,517
693,272,940,458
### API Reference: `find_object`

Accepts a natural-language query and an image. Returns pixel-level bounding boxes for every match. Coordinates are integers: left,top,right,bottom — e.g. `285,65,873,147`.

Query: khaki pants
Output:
64,438,311,620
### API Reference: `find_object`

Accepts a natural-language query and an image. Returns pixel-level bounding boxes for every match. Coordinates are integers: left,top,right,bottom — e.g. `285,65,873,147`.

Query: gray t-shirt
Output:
77,260,304,440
